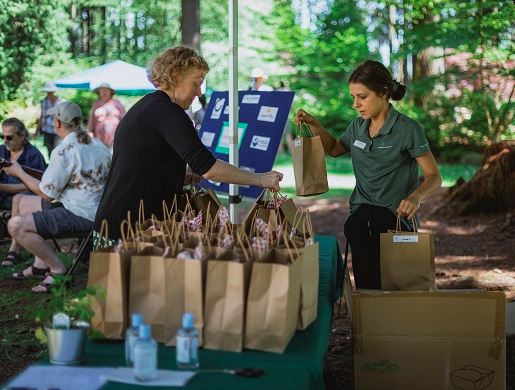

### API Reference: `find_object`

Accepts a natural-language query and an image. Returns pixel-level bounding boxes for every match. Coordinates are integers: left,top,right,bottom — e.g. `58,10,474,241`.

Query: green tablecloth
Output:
32,235,343,390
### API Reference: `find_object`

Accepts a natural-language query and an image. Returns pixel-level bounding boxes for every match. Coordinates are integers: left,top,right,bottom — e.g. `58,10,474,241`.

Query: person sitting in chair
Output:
3,101,111,292
0,118,46,263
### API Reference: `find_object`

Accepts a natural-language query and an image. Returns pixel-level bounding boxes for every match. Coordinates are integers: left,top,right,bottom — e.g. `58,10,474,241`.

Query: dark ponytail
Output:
349,60,406,101
391,80,407,101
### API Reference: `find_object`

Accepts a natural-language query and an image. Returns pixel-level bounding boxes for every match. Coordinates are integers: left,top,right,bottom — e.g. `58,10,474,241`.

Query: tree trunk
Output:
438,143,515,216
181,0,200,50
101,6,107,62
70,3,78,58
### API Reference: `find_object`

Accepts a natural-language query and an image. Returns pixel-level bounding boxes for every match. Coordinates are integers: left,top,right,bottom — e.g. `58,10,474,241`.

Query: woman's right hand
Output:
295,109,320,127
259,170,283,191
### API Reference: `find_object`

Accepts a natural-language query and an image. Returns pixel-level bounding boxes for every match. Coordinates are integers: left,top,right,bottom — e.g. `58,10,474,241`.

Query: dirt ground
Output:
1,190,514,388
295,190,515,389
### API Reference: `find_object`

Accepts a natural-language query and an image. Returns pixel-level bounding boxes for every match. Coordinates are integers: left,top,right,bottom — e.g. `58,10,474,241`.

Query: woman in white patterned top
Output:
3,101,111,293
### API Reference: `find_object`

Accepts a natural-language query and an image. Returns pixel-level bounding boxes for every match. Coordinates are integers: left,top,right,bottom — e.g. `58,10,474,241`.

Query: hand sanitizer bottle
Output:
125,313,144,367
176,312,199,369
133,324,157,381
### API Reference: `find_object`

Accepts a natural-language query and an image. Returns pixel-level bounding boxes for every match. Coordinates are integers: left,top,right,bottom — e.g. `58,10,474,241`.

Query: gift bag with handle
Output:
128,245,168,342
245,237,303,353
243,189,307,234
163,218,209,346
380,216,435,291
291,122,329,196
204,232,252,351
87,220,137,339
137,199,165,243
295,210,319,330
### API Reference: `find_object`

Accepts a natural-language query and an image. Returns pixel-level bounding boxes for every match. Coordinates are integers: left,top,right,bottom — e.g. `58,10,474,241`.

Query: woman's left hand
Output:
397,194,421,220
2,161,23,177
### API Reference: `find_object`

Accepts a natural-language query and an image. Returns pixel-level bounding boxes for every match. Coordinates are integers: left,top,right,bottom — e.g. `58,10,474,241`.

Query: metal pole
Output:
228,0,240,224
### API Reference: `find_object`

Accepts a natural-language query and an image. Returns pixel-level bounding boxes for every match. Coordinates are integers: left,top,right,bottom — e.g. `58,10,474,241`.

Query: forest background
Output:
0,0,512,165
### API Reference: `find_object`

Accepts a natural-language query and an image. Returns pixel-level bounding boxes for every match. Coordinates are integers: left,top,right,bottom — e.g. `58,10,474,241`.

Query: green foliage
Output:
1,0,512,150
29,278,100,343
266,0,376,137
267,0,513,150
0,1,69,103
385,0,514,147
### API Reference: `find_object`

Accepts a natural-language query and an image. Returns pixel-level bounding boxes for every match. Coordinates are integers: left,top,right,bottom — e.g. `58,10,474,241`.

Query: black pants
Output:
42,132,58,156
344,204,411,289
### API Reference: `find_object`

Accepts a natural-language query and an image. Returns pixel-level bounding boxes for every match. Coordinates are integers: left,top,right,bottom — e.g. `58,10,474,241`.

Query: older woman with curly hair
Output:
93,46,283,240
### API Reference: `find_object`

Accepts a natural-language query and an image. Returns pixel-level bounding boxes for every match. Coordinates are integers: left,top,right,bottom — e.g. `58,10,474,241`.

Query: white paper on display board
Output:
210,97,225,119
242,94,261,104
250,135,271,151
200,131,216,147
214,121,248,154
257,105,279,122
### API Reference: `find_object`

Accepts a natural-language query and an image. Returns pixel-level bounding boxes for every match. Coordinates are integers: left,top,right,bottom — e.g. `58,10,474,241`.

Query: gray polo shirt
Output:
339,105,431,217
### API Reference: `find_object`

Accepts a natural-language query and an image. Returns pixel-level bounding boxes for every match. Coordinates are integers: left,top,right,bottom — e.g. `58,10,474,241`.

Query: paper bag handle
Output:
120,218,138,251
395,214,418,233
94,219,110,250
236,230,251,263
296,121,314,138
138,199,145,225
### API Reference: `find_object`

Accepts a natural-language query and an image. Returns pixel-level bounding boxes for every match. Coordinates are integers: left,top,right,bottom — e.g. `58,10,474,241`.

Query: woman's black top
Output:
93,90,216,239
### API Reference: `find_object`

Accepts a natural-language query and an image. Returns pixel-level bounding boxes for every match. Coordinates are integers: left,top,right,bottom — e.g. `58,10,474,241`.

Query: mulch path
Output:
294,190,515,389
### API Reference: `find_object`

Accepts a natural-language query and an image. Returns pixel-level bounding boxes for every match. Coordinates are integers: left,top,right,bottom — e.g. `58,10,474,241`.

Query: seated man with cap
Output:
3,101,111,292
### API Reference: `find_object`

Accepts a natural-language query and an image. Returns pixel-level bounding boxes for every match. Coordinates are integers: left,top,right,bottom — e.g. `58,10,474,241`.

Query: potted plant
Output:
31,276,100,365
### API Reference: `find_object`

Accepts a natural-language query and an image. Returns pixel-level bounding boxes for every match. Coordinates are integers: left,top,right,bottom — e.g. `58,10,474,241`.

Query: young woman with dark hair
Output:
295,60,442,289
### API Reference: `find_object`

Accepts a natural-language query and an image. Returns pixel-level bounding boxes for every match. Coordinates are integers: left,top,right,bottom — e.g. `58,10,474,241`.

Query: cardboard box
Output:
344,269,506,390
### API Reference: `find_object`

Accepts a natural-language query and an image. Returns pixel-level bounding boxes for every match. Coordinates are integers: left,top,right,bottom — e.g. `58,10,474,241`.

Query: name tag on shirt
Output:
353,140,366,149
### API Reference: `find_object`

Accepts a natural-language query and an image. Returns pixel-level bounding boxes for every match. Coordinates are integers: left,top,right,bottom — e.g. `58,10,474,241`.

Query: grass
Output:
15,138,479,190
273,152,479,191
0,245,80,384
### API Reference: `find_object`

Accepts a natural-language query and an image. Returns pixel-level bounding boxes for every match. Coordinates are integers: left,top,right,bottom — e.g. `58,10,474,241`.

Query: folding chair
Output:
67,229,93,277
50,229,93,278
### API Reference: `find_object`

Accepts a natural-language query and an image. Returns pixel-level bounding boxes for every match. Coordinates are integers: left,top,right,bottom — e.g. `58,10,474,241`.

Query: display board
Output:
198,90,294,198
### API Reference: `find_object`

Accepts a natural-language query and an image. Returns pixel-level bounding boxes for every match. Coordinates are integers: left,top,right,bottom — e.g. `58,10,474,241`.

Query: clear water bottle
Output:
176,312,199,369
133,324,157,381
125,313,144,367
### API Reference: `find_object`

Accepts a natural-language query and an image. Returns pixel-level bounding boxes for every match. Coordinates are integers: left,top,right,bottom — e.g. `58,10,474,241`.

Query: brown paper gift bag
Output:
245,243,302,353
136,200,165,243
242,190,299,234
160,221,208,346
296,210,319,330
129,246,168,342
380,216,435,291
192,188,222,222
204,237,252,352
291,123,329,196
163,255,207,347
87,220,135,339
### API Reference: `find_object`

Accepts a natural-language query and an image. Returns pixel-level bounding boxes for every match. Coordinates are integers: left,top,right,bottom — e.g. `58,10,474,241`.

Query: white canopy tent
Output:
54,60,156,96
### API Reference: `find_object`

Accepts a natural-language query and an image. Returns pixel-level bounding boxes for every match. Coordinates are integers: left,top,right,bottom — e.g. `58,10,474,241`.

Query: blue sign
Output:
199,90,295,198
